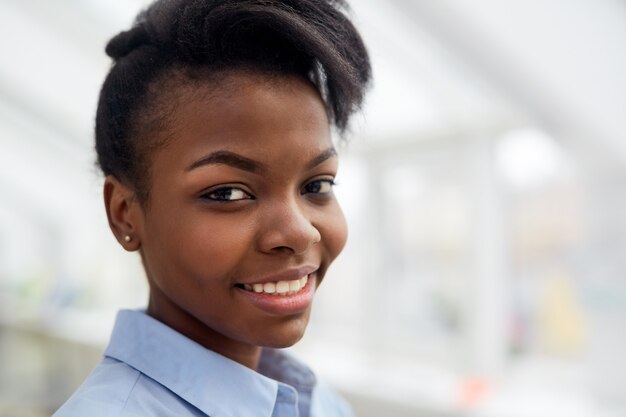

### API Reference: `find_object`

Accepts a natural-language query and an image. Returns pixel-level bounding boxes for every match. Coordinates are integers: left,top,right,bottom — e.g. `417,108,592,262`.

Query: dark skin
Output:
104,73,348,370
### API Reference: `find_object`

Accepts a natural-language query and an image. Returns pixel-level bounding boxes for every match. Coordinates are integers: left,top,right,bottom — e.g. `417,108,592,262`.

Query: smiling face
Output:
112,72,347,368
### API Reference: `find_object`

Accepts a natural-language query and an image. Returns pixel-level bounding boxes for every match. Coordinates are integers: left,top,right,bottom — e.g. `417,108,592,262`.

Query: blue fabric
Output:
53,310,353,417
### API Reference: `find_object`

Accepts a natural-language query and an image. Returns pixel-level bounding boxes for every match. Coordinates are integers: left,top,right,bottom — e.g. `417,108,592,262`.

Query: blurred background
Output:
1,0,625,416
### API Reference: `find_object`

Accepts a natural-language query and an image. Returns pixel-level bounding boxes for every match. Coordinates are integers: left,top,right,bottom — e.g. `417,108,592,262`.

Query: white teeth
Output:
276,281,290,294
243,275,310,296
263,282,276,294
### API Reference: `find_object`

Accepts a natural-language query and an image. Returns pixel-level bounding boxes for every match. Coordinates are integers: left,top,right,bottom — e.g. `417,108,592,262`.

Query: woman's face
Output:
133,73,347,365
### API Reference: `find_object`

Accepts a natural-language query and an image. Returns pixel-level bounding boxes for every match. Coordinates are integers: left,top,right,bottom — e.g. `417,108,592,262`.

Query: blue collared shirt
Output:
53,310,353,417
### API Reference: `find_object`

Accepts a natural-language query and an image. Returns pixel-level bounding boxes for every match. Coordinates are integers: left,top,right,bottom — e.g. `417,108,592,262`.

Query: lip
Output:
235,265,318,286
235,272,317,316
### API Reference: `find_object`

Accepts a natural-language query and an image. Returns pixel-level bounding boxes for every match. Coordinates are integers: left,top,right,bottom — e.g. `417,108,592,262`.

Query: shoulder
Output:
311,380,354,417
53,358,204,417
53,358,141,417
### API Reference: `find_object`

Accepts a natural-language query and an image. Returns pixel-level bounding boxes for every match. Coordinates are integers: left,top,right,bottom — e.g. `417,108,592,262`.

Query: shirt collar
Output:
258,348,316,391
104,309,311,417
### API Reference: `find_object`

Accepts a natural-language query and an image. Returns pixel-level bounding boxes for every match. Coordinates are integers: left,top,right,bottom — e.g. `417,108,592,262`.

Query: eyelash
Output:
200,179,336,202
201,187,254,202
302,179,336,195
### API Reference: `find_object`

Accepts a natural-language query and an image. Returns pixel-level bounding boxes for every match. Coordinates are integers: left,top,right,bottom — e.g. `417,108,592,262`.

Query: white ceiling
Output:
378,0,626,158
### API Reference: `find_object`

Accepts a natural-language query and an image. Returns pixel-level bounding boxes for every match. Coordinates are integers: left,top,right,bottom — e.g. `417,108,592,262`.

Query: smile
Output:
237,275,309,296
233,267,318,315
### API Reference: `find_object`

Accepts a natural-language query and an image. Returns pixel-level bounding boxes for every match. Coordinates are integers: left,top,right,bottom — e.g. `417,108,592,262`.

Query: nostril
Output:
271,245,294,253
256,211,320,255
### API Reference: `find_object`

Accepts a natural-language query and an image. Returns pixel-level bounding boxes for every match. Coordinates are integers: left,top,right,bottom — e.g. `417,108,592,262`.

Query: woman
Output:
54,0,370,416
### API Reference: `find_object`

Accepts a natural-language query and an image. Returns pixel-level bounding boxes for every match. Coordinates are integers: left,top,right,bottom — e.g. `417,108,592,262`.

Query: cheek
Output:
320,203,348,262
176,215,255,278
144,209,254,288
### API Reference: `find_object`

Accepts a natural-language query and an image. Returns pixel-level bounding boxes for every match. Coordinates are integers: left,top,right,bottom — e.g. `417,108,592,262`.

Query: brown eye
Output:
303,179,335,195
203,187,253,201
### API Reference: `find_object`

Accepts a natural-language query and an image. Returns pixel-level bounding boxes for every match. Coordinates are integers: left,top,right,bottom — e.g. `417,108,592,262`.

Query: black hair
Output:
96,0,371,202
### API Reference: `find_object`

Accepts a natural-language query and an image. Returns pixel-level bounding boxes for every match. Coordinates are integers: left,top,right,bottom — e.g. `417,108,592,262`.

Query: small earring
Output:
124,235,132,243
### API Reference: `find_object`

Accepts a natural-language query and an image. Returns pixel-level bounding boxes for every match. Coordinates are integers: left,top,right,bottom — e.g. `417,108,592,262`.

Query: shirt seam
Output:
116,369,142,417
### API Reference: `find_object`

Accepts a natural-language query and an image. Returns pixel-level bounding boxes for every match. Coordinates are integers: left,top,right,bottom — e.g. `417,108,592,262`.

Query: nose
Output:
256,198,321,255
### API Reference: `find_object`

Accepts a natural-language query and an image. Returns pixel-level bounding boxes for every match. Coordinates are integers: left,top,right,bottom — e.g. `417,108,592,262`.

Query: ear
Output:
103,175,143,251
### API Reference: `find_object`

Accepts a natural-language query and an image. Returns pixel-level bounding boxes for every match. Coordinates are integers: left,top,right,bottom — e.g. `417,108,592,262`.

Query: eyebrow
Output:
186,148,337,173
186,151,260,173
306,148,337,170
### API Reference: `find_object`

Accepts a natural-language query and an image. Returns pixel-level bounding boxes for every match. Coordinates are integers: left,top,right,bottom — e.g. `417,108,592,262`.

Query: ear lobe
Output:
103,175,142,251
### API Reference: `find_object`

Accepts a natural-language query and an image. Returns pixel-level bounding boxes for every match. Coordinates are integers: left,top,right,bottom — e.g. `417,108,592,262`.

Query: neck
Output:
146,291,263,370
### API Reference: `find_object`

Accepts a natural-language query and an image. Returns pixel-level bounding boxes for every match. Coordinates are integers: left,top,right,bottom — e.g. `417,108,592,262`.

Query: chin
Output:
255,315,310,348
264,332,306,349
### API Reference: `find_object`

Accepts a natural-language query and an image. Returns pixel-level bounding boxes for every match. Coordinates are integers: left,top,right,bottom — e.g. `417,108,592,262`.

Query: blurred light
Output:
495,128,570,188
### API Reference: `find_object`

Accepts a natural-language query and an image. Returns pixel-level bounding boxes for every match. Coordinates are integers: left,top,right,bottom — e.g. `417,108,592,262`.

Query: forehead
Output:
152,71,333,168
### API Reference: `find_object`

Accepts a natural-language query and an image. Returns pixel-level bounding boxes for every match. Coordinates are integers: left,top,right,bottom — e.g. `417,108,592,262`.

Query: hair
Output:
95,0,371,203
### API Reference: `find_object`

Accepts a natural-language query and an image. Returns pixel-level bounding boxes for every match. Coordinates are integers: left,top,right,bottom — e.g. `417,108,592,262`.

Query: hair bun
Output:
105,26,150,59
